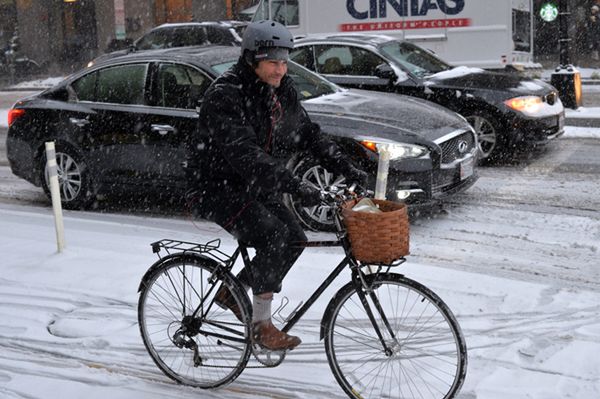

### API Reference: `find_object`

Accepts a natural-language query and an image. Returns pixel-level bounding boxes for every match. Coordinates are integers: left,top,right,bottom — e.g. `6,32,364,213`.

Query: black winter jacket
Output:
186,58,353,199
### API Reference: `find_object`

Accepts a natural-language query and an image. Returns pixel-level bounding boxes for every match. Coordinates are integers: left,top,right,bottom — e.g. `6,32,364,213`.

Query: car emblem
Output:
458,140,469,154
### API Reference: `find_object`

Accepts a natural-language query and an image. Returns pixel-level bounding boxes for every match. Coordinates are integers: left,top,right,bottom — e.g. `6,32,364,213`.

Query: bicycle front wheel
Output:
324,273,467,399
138,255,251,388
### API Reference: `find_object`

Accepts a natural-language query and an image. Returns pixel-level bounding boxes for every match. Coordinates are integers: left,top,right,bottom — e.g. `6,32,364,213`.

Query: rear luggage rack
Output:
151,238,232,264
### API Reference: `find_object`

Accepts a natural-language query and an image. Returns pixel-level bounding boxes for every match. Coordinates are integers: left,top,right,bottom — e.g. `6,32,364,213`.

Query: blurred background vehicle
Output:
292,34,565,163
7,46,477,231
88,21,247,67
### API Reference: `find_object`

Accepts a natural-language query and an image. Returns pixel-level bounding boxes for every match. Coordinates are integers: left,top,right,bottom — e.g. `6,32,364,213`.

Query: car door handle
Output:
151,124,176,135
69,117,90,127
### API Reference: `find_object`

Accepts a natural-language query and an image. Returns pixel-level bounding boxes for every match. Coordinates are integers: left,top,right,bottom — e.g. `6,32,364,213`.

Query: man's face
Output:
254,60,288,87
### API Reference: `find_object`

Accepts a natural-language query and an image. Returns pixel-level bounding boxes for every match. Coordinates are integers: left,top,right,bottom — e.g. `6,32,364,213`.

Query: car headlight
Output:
360,139,428,160
504,96,544,116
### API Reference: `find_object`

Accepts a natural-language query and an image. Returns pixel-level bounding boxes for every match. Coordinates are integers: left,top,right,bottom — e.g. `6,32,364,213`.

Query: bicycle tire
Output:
138,255,252,388
323,273,467,399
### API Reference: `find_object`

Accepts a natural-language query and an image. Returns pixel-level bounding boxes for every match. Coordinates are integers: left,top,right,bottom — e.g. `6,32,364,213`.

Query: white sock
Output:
252,295,272,324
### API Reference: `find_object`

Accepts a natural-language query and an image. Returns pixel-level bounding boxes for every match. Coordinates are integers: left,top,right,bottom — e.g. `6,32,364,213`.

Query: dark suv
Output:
89,21,247,66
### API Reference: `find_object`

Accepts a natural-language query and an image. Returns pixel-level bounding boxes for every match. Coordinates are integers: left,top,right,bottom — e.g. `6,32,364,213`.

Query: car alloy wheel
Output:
41,146,93,209
286,156,346,231
465,113,497,160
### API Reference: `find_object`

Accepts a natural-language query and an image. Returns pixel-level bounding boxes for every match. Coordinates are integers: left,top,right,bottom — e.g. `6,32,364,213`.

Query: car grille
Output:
438,130,476,164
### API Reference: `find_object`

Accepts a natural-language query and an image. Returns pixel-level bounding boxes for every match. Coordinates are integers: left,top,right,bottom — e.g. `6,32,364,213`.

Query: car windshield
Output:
210,60,340,100
379,41,452,78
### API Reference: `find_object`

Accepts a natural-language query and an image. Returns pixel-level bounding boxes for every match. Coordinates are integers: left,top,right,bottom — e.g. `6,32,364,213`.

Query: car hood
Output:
424,66,555,96
303,89,469,143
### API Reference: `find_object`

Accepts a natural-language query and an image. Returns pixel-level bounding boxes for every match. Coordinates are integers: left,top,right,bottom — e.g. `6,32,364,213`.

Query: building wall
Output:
14,0,52,66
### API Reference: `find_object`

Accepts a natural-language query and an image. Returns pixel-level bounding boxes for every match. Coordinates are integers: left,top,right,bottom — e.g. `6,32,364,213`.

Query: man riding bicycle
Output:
185,20,367,351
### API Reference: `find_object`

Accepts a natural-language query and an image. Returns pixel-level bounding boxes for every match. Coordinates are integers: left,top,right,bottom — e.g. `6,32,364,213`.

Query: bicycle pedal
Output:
251,343,286,367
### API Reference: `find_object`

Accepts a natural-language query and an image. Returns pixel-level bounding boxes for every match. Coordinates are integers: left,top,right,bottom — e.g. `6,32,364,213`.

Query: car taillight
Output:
8,109,25,127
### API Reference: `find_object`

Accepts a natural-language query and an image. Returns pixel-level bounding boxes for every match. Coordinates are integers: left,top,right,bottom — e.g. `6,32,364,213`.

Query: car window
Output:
96,64,148,105
287,62,339,100
205,26,232,45
290,46,315,70
271,0,299,26
379,41,451,77
136,29,170,50
210,60,339,101
315,45,351,74
157,63,210,109
171,27,207,47
71,71,97,102
315,45,386,76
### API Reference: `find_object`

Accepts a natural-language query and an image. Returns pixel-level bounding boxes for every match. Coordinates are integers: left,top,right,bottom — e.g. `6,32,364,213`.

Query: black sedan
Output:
7,46,478,231
292,34,565,163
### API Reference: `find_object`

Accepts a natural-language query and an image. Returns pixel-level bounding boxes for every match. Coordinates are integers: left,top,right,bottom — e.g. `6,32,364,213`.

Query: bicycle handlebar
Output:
318,183,373,206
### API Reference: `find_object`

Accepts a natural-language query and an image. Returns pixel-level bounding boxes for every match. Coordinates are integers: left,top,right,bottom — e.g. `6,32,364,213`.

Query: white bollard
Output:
45,142,66,253
374,144,390,200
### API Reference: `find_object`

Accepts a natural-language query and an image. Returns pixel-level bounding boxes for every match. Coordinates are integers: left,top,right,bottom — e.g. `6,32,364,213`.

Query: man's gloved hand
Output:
344,166,369,188
295,182,322,207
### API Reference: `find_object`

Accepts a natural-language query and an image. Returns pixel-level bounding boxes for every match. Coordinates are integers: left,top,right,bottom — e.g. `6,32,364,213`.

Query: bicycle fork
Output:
352,270,398,357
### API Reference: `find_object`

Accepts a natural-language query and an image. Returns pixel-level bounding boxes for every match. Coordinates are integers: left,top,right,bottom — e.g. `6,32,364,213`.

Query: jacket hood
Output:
302,89,470,143
424,66,555,96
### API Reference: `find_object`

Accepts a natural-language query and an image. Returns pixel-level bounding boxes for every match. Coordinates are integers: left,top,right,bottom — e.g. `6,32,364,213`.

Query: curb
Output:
564,117,600,128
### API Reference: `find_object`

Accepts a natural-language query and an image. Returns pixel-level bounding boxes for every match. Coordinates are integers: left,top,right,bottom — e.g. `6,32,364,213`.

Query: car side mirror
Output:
374,64,396,80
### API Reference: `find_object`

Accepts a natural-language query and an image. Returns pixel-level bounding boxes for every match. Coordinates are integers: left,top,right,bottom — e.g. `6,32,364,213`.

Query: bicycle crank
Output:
251,343,286,367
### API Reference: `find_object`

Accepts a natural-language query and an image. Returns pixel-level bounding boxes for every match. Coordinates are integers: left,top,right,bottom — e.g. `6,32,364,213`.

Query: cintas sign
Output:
346,0,466,19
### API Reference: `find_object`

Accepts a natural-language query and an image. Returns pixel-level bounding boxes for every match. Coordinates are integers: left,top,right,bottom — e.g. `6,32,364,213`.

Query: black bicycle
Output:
137,186,467,399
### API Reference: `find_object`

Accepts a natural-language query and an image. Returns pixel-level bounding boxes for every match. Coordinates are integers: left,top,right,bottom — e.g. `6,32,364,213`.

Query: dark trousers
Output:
190,188,307,295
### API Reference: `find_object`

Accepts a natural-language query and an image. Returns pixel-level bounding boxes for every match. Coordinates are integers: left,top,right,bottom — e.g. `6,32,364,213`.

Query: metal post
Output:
558,0,570,66
374,145,390,200
45,141,66,252
550,1,582,109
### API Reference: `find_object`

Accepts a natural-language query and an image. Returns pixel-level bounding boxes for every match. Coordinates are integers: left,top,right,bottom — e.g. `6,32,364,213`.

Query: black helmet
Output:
241,20,294,63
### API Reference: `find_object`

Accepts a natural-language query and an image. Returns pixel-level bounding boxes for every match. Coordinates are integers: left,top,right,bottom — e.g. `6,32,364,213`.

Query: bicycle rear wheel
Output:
323,273,467,399
138,255,251,388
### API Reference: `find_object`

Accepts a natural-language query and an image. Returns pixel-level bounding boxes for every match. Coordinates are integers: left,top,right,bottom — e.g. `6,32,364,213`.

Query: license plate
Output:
460,157,474,180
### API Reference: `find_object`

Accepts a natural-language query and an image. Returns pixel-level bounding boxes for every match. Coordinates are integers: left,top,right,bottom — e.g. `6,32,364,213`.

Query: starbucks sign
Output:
540,3,558,22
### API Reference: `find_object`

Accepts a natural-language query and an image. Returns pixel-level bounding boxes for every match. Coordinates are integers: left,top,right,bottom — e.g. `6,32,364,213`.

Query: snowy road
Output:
1,133,599,398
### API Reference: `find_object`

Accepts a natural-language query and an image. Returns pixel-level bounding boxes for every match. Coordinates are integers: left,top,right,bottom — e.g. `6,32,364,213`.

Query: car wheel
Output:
285,155,347,232
40,145,94,209
464,111,505,163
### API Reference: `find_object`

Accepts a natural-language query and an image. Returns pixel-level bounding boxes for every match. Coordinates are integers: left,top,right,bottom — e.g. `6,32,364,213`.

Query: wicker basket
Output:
341,199,409,264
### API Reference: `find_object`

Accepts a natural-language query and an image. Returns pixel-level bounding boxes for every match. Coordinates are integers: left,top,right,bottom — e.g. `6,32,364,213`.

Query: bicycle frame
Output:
148,197,405,353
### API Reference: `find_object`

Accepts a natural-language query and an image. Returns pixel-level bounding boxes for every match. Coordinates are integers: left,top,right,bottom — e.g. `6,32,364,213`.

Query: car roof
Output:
294,33,397,46
151,20,248,31
86,45,241,73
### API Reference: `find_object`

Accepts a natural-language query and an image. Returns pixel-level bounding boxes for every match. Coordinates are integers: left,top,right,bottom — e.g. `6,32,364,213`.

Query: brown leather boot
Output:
214,285,244,322
252,321,301,351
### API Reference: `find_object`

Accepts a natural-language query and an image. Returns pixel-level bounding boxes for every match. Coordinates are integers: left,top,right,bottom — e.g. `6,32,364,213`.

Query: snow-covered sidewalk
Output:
1,192,599,399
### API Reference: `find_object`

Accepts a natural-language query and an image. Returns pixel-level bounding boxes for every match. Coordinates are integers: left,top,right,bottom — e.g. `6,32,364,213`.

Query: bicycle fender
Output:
137,253,220,292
